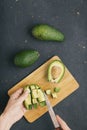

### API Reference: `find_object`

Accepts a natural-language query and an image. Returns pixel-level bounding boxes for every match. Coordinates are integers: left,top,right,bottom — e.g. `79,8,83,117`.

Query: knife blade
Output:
44,93,62,130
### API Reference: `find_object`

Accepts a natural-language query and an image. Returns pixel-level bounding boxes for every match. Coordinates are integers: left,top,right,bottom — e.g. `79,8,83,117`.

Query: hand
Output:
56,115,71,130
0,88,29,130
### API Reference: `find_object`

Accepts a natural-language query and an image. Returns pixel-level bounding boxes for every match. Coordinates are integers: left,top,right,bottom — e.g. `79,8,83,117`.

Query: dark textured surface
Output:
0,0,87,130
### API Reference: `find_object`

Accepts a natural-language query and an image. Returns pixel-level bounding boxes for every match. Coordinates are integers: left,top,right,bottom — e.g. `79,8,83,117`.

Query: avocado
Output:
32,98,38,104
54,87,60,93
51,92,57,98
48,60,65,83
24,85,30,93
23,84,46,109
45,89,51,95
14,50,40,68
33,103,38,109
32,24,64,42
30,84,36,90
24,94,32,109
39,101,46,107
32,89,38,98
37,89,45,102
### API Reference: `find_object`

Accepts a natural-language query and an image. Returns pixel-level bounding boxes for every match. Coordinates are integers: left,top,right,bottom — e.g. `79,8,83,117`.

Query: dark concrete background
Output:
0,0,87,130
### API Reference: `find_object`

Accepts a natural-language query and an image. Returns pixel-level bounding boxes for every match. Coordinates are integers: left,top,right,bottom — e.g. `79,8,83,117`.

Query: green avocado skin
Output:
32,24,64,42
14,50,40,68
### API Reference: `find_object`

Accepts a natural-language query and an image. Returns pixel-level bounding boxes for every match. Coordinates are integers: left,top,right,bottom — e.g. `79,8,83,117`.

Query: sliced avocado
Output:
48,60,65,83
28,104,32,110
35,85,40,89
32,99,38,109
39,101,46,106
51,92,57,98
24,101,29,109
45,89,51,95
30,84,36,90
24,84,52,109
33,104,38,109
54,87,60,93
32,24,64,42
24,94,32,109
38,89,45,102
32,89,38,98
32,98,38,104
24,85,30,93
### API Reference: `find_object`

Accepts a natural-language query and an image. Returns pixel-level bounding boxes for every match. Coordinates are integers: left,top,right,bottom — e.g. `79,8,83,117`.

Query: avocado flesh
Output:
24,85,30,93
24,94,32,109
24,84,46,109
38,89,45,102
48,60,65,83
32,24,64,42
45,89,51,95
51,93,57,98
32,89,38,98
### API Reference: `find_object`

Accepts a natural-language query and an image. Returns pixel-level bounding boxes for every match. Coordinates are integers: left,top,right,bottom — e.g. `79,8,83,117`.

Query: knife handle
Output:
55,127,63,130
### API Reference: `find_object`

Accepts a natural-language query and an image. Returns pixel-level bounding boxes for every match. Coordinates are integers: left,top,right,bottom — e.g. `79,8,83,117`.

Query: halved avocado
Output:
48,60,65,83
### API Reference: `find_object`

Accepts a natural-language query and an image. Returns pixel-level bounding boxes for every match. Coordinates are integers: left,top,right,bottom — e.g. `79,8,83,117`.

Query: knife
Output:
44,93,62,130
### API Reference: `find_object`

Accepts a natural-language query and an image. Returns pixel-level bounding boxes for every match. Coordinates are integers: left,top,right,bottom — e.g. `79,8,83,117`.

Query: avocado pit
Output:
51,66,62,80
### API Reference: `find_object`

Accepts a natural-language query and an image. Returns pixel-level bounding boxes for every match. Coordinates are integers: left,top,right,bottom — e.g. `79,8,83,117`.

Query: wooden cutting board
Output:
8,56,79,123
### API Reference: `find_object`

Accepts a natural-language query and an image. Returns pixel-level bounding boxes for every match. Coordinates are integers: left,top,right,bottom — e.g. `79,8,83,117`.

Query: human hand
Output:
0,88,28,130
56,115,71,130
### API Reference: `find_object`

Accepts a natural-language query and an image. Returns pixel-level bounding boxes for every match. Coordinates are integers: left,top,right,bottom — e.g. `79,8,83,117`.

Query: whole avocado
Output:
32,24,64,42
14,50,40,68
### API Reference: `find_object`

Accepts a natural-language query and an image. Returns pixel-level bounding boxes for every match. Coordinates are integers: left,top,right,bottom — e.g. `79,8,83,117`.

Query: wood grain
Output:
8,56,79,123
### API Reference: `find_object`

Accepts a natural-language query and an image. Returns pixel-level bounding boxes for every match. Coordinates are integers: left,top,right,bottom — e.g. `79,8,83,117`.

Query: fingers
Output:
56,115,71,130
10,88,23,99
18,90,29,103
22,107,27,114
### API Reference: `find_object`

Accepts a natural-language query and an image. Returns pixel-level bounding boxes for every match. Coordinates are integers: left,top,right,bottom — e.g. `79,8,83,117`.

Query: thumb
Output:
10,88,23,100
18,90,29,103
56,115,71,130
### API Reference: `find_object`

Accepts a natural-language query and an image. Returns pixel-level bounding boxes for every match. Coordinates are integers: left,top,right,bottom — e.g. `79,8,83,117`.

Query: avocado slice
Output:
51,92,57,98
32,24,64,42
23,85,32,109
38,89,45,102
24,85,30,93
32,99,38,109
45,89,51,95
33,104,38,109
30,84,36,90
24,94,32,110
48,60,65,83
54,87,61,93
39,101,46,107
32,89,38,98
